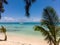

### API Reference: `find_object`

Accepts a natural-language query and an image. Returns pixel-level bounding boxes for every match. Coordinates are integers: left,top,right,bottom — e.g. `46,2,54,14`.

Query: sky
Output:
0,0,60,22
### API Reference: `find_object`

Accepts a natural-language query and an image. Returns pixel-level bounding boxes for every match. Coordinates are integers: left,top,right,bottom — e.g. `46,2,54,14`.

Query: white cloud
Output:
4,17,15,21
0,17,18,22
0,17,41,22
18,17,41,22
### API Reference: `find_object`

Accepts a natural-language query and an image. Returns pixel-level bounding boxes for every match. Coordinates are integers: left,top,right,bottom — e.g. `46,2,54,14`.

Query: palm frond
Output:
32,0,36,3
57,38,60,43
55,27,60,37
41,19,55,38
34,25,54,43
1,26,6,33
43,7,59,26
34,6,60,45
4,0,8,4
45,33,54,43
24,0,35,17
24,0,31,17
34,26,49,36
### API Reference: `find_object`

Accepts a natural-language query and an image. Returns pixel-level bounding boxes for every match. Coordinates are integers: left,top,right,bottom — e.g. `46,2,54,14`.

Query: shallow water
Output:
0,22,43,38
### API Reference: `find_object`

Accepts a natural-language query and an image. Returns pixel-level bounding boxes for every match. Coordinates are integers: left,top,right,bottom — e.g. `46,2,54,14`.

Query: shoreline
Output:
0,33,49,45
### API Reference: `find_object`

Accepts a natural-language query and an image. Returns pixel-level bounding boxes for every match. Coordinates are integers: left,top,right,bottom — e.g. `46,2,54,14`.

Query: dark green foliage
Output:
0,0,8,19
4,0,8,4
34,6,60,45
24,0,36,17
0,26,7,41
43,7,59,26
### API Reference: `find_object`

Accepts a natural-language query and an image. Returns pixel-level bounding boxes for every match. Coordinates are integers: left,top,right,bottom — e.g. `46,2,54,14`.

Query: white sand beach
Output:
0,33,49,45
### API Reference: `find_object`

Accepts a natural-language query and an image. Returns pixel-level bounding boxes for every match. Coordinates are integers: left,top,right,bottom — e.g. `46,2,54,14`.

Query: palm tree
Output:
24,0,36,17
34,6,60,45
0,0,8,19
1,26,7,41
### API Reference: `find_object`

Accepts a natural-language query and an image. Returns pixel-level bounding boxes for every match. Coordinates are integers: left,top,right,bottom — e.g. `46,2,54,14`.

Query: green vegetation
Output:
0,26,7,41
24,0,36,17
34,6,60,45
0,0,36,18
0,0,8,19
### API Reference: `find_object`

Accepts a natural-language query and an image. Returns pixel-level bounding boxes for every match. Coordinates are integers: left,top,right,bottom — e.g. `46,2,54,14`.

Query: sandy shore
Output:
0,33,49,45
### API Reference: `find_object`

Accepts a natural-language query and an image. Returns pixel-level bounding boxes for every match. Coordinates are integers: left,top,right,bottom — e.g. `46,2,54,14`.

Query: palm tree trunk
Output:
54,39,57,45
49,41,52,45
54,41,57,45
56,41,59,45
57,42,59,45
4,33,7,41
54,43,57,45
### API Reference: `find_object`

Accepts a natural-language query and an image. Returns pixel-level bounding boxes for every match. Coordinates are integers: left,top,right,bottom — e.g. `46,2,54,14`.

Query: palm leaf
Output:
34,6,60,45
34,26,49,36
57,38,60,43
34,25,54,43
32,0,36,3
24,0,35,17
41,19,56,38
4,0,8,4
45,33,54,43
55,27,60,37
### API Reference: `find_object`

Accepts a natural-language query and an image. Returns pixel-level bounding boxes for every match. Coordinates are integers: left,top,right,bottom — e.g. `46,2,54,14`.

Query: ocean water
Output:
0,22,43,38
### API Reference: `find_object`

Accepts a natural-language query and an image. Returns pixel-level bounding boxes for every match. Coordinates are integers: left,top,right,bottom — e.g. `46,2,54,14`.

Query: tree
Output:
1,26,7,41
34,6,60,45
24,0,36,17
0,26,7,41
0,0,8,19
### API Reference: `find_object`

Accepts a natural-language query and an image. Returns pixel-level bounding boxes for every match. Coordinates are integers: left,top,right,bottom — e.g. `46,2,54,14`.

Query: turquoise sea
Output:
0,22,43,38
